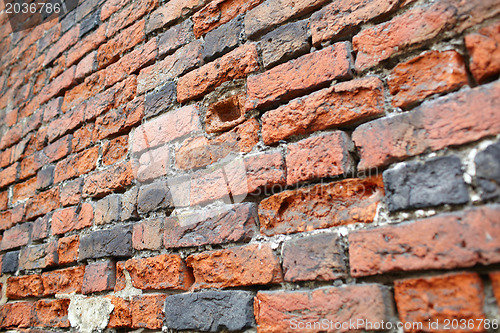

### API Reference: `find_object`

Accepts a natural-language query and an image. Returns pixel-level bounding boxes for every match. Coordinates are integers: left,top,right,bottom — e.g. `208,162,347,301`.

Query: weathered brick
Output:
12,177,37,203
475,141,500,200
465,20,500,83
383,155,469,211
60,178,83,206
201,16,242,62
51,203,93,235
121,187,139,221
57,235,79,265
53,146,99,183
134,144,170,182
144,81,176,118
72,123,95,153
0,190,9,211
1,222,32,250
93,96,144,141
131,295,167,329
246,42,353,111
80,9,101,36
286,132,354,186
0,162,18,188
62,71,106,114
42,134,72,162
260,19,310,69
259,176,384,236
311,0,400,46
132,218,163,250
352,80,500,170
164,203,256,248
255,285,394,333
158,19,194,56
19,242,57,270
138,40,201,95
106,296,131,328
282,233,346,282
67,24,107,67
0,210,14,232
6,274,43,299
83,161,134,198
491,272,500,306
95,194,121,225
2,250,19,273
177,43,259,103
131,105,201,153
36,166,55,190
43,97,62,123
348,205,500,277
395,272,485,333
76,0,101,21
47,104,84,142
82,261,116,294
146,0,207,33
32,215,50,241
101,0,128,21
79,224,133,259
75,51,97,80
102,135,128,166
26,187,60,220
244,0,328,38
187,243,282,289
164,290,255,332
33,299,70,328
353,2,456,71
388,50,468,109
44,25,79,66
137,181,173,214
205,93,246,133
0,301,34,328
41,266,85,296
107,0,157,37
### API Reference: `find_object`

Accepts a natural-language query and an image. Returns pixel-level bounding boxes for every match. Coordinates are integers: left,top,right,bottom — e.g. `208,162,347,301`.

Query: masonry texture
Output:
0,0,499,332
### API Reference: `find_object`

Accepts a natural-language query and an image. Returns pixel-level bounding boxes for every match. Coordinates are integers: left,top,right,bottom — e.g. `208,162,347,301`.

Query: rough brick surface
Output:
19,242,57,270
187,243,282,289
164,290,255,332
0,302,34,328
202,16,242,62
6,274,43,299
465,21,500,83
51,203,93,235
383,155,469,211
79,224,133,259
107,296,131,328
57,235,79,265
395,272,486,333
349,205,500,277
41,266,85,296
133,218,163,250
83,161,134,198
137,181,172,214
82,261,116,294
259,176,384,236
95,194,121,225
131,295,167,329
475,140,500,200
254,285,394,333
34,299,71,328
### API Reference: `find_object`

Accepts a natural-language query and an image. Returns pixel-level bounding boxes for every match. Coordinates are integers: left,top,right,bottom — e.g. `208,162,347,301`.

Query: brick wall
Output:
0,0,499,331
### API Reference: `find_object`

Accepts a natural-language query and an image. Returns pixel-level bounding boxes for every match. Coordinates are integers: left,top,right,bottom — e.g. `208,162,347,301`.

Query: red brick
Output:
134,144,170,182
83,161,134,198
82,261,116,294
12,177,37,203
311,0,401,46
255,284,394,333
60,178,83,206
205,93,247,133
1,222,32,250
62,70,106,113
0,162,18,188
93,97,143,142
131,104,201,153
491,272,500,306
170,167,229,206
177,43,259,103
51,203,93,235
395,272,486,333
49,56,66,81
101,0,129,20
388,50,468,109
26,187,60,220
125,254,193,290
106,296,131,328
67,24,107,67
97,20,145,69
57,235,79,265
137,40,201,94
0,123,23,151
193,0,264,37
286,132,353,186
353,2,456,71
259,176,384,236
0,190,8,210
0,302,34,328
41,266,85,296
0,210,15,232
102,135,128,166
133,218,163,250
19,242,58,270
115,261,127,292
72,123,95,153
131,294,167,329
453,0,500,32
107,0,157,37
44,25,79,66
147,0,207,33
353,80,500,170
465,21,500,83
164,203,257,248
0,148,11,169
246,42,353,111
349,205,500,277
7,274,43,299
75,51,97,80
47,104,84,142
33,299,70,328
53,146,99,183
187,243,282,289
244,0,329,38
42,134,72,162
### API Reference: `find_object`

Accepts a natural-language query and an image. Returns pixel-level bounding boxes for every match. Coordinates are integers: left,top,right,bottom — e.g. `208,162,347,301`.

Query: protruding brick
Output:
259,176,384,236
13,177,37,203
57,235,80,265
0,302,34,328
93,96,144,141
164,203,257,248
246,42,353,111
255,285,394,333
79,224,133,259
177,43,259,103
41,266,85,296
75,51,97,80
388,50,468,108
164,290,255,332
106,296,131,328
51,203,93,235
131,295,167,329
6,274,43,299
282,233,346,282
107,0,157,37
286,132,354,186
133,218,163,250
32,215,50,241
33,299,70,328
353,80,500,170
187,243,282,289
82,261,116,294
349,205,500,277
465,21,500,83
36,166,55,190
395,272,486,333
83,161,134,198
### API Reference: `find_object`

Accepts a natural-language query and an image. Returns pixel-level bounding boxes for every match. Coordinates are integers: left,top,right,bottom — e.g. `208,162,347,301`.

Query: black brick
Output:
137,181,173,214
79,225,133,260
475,141,500,200
37,165,55,190
79,10,101,38
201,15,242,62
144,81,177,118
2,250,19,273
158,19,194,57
